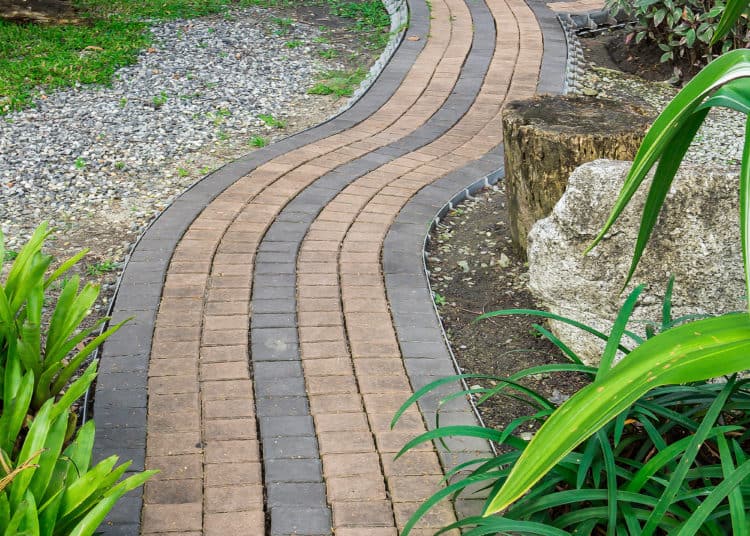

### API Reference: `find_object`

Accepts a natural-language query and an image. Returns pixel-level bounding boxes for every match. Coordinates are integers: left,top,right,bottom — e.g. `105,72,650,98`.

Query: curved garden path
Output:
91,0,597,532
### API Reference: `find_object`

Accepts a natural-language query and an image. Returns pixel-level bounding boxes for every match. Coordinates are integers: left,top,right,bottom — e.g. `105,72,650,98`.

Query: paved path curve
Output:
92,0,581,532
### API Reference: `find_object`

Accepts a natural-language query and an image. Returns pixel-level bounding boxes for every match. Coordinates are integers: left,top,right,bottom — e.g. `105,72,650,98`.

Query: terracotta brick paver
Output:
92,0,579,531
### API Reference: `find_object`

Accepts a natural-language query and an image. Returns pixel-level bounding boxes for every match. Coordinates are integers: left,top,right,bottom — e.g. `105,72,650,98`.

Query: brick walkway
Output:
92,0,573,533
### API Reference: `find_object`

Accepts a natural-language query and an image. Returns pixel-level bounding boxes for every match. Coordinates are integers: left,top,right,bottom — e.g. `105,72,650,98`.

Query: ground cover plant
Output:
395,0,750,532
0,0,389,114
0,223,156,535
308,67,366,97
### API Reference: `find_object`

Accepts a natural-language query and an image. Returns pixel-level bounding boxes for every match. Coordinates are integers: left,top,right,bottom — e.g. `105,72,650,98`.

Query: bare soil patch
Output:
426,185,589,431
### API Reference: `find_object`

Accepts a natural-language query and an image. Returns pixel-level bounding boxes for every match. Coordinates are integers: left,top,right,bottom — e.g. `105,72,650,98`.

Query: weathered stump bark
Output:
502,95,652,256
0,0,76,22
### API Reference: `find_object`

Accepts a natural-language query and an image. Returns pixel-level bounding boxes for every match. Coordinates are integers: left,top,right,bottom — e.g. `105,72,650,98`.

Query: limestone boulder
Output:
527,159,744,365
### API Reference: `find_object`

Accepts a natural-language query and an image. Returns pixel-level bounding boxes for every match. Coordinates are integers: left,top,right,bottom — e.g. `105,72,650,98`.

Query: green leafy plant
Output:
151,91,167,109
327,0,390,49
0,223,156,534
208,107,230,126
318,48,339,59
73,158,86,170
86,260,119,276
258,113,286,128
397,0,750,531
0,225,128,412
308,68,366,98
396,284,750,534
605,0,750,75
285,39,303,48
249,135,268,148
271,16,294,36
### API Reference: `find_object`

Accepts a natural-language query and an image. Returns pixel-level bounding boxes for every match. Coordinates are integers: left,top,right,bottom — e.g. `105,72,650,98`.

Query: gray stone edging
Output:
344,0,409,108
91,0,425,532
557,7,632,93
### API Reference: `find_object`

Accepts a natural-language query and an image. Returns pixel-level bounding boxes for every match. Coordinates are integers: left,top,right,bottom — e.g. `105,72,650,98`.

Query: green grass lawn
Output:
0,0,389,114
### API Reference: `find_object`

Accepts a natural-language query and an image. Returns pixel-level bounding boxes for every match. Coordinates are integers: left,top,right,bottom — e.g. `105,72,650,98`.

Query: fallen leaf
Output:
407,35,420,41
84,45,103,52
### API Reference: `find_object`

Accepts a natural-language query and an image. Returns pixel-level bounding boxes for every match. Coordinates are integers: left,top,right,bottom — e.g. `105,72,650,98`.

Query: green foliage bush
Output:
0,223,156,535
606,0,750,74
396,286,750,534
398,1,750,531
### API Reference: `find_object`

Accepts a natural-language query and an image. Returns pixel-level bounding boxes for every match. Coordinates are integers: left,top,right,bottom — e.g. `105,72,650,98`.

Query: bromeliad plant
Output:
0,223,156,535
395,0,750,532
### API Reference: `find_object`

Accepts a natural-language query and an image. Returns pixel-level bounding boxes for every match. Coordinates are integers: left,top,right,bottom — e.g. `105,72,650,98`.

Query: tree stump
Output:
502,95,652,256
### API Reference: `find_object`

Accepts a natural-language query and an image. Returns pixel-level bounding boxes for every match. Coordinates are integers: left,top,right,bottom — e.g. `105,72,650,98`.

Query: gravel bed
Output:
575,65,744,168
0,6,353,256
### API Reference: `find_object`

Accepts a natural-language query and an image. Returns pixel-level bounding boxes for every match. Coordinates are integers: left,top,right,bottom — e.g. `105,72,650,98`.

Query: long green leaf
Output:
0,493,10,532
50,361,97,422
598,286,644,379
698,77,750,115
619,109,709,289
64,470,157,536
46,279,100,366
0,372,33,454
625,425,739,493
60,422,96,493
531,324,584,365
483,313,750,515
586,49,750,257
4,224,50,308
441,515,571,536
396,426,503,460
38,490,63,536
51,319,127,397
639,379,734,535
661,275,675,330
397,472,503,536
676,458,750,535
43,249,88,291
9,400,54,508
392,374,508,428
477,309,635,350
59,456,118,518
711,0,748,44
599,430,617,536
716,433,747,536
28,413,67,502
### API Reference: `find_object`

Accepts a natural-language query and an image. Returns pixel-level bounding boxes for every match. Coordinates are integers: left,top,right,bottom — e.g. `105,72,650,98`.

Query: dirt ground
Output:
426,185,589,431
425,31,675,431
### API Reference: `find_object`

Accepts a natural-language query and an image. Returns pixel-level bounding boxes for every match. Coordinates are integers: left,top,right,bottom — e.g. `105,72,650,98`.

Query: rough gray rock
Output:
527,159,744,365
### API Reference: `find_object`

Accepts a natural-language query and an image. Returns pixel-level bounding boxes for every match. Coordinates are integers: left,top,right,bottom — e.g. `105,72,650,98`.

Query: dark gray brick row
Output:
382,0,568,494
249,0,498,533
